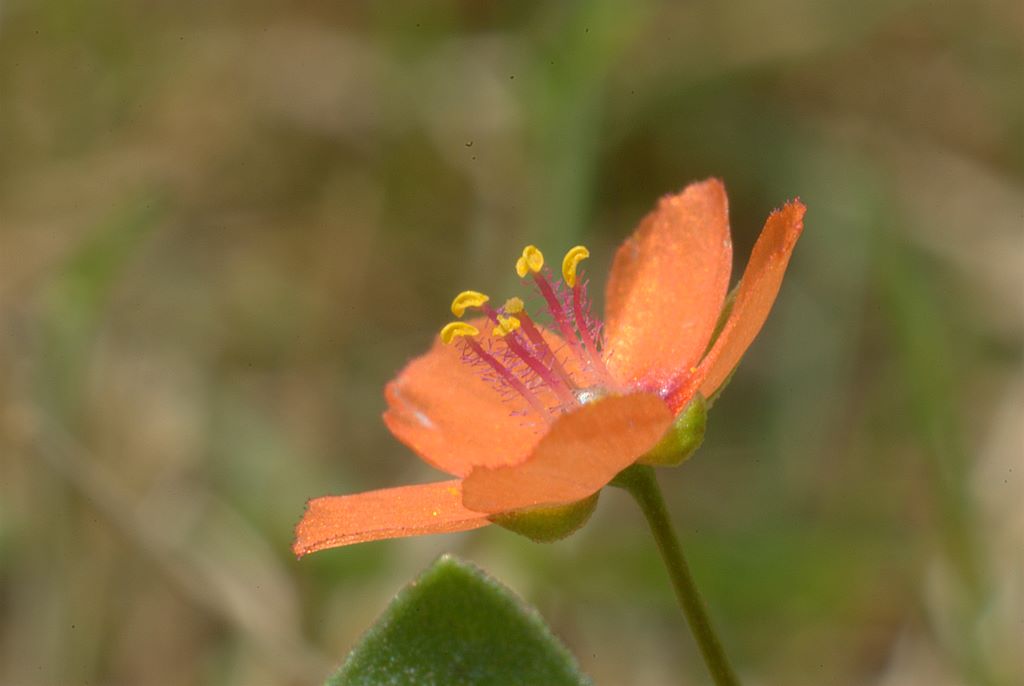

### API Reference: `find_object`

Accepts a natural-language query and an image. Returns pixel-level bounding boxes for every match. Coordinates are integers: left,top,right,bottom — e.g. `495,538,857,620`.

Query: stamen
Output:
572,275,615,387
451,290,490,317
559,246,612,385
527,269,594,382
461,337,552,421
440,321,480,344
514,311,576,389
561,246,589,288
515,245,544,278
441,243,616,423
492,315,521,338
503,297,524,314
468,298,576,408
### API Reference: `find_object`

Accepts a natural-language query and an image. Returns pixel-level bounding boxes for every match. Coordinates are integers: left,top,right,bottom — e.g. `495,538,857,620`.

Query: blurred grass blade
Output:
876,232,1000,684
328,555,592,686
523,0,647,248
37,192,164,415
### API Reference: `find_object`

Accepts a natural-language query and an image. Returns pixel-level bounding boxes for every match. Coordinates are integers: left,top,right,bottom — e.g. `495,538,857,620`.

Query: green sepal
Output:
328,555,591,686
489,492,599,543
638,393,707,466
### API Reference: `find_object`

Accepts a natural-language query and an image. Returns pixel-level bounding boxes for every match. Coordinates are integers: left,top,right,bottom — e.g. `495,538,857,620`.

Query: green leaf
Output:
328,554,592,686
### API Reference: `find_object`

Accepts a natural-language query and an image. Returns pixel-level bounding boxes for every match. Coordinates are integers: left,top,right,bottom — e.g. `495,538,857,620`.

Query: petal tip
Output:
689,194,807,399
782,197,807,220
775,199,806,248
292,498,318,559
689,177,726,192
662,177,727,208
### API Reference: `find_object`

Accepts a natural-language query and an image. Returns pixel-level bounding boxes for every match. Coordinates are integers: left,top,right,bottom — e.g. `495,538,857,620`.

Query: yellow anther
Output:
515,245,545,278
451,290,490,317
440,321,480,345
492,315,521,338
503,297,525,314
561,245,590,288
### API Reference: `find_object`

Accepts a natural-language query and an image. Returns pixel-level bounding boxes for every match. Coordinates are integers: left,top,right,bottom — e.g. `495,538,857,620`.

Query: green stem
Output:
612,465,740,686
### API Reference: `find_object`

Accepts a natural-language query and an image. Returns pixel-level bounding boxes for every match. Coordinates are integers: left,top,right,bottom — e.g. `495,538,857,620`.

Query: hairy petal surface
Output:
383,319,547,477
292,481,489,556
603,179,733,391
682,200,806,402
462,394,673,512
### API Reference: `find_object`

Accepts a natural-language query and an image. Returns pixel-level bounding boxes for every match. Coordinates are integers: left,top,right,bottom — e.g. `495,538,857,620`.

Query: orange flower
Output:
294,179,805,556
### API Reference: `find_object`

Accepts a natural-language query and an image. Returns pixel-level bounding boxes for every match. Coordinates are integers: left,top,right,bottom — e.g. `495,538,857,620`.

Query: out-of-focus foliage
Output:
1,1,1020,685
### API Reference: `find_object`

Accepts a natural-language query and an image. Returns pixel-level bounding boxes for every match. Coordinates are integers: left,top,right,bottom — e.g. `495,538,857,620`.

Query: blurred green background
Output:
2,1,1021,684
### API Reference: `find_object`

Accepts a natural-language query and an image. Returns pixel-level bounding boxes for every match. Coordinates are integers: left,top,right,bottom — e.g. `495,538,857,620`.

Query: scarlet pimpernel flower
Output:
294,179,805,557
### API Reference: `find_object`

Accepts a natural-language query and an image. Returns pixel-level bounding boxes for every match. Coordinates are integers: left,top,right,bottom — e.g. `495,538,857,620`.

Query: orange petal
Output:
603,179,733,390
292,480,490,557
462,393,673,512
383,318,547,477
686,199,805,400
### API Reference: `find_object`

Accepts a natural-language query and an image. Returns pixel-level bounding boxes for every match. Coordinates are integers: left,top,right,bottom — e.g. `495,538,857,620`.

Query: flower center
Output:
440,245,617,423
